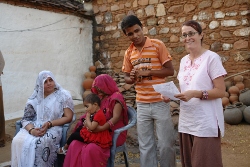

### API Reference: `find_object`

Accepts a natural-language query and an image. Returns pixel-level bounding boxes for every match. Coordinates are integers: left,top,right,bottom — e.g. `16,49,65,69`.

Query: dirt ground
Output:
1,104,250,167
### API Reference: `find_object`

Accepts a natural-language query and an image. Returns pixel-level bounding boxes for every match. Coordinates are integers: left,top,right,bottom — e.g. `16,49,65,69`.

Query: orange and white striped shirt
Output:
122,37,172,103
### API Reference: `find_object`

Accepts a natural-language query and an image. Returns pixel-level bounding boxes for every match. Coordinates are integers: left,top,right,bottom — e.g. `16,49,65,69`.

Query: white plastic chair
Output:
15,114,76,167
107,105,137,167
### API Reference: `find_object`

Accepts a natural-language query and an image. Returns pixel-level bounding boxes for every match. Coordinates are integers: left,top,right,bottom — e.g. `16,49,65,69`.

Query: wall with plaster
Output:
0,3,92,115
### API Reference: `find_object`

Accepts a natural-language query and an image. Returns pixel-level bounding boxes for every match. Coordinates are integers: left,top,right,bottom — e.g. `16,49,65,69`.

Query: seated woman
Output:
11,70,74,167
63,74,128,167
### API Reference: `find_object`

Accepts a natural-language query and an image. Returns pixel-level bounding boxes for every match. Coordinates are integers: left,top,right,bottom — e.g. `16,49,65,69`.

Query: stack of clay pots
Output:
223,75,250,125
82,66,96,99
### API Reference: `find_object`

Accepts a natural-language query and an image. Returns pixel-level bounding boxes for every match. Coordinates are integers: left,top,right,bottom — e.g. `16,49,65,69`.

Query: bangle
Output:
200,90,208,100
107,120,114,128
47,121,53,128
28,127,35,134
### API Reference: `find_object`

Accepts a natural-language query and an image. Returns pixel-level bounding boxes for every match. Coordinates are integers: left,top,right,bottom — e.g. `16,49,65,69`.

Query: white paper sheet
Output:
153,81,180,100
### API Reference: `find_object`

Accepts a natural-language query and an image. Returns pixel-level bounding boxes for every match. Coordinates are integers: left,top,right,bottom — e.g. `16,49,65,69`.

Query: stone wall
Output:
92,0,250,86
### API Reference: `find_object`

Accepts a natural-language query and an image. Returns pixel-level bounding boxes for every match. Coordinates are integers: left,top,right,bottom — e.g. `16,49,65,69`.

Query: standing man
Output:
121,15,176,167
0,50,5,147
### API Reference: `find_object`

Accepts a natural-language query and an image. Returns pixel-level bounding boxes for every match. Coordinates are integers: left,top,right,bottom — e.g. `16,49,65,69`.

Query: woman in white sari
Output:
11,70,74,167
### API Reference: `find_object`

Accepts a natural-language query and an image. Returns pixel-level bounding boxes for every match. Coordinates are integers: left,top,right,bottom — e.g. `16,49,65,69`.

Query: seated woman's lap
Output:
63,140,110,167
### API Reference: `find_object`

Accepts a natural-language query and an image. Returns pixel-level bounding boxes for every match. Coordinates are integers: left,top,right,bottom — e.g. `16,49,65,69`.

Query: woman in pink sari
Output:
63,74,128,167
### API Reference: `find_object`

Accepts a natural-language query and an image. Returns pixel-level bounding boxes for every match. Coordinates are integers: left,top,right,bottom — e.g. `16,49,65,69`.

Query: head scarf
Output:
74,74,128,132
28,71,62,127
91,74,128,123
29,70,61,103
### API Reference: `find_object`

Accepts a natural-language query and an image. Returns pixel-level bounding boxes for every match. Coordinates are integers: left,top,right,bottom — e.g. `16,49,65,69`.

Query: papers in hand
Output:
153,81,180,100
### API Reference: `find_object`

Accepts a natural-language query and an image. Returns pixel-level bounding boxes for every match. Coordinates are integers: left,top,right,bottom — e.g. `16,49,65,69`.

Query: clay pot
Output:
90,72,97,79
82,72,94,90
224,92,229,98
235,102,247,112
239,88,250,106
234,75,243,83
225,80,232,91
229,95,239,104
234,75,244,91
228,86,240,95
89,65,97,79
243,79,250,89
222,97,230,108
224,105,243,125
82,90,91,99
243,106,250,124
228,86,239,104
89,65,97,73
235,82,245,91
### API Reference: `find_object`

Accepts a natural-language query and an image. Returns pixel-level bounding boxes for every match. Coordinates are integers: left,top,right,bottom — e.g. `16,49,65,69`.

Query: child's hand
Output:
82,119,86,126
86,112,91,117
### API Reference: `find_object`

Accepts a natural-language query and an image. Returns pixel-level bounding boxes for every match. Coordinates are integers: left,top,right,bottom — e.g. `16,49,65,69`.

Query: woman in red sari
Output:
63,74,128,167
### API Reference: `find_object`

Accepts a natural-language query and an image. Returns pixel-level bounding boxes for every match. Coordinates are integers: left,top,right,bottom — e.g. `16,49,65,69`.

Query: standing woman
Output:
175,20,227,167
11,71,74,167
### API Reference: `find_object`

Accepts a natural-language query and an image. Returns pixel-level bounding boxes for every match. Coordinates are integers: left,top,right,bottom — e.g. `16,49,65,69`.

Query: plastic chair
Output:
15,114,76,147
107,105,137,167
15,114,76,167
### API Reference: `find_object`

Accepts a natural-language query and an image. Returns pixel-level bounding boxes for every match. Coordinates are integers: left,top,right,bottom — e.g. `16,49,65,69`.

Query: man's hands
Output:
129,69,137,83
129,68,151,83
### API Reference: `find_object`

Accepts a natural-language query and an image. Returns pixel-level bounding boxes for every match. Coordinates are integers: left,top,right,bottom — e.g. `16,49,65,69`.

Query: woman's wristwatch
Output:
47,121,53,128
28,127,35,134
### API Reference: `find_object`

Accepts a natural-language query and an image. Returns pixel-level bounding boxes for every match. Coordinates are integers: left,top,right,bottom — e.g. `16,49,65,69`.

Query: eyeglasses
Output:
181,31,198,39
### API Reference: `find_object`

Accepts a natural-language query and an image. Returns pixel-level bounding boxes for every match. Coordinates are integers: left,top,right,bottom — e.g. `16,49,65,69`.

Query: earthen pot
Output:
243,79,250,89
82,72,94,90
235,83,245,91
243,106,250,124
239,88,250,106
228,86,240,95
222,97,230,108
229,95,239,104
234,75,244,91
89,65,97,79
224,105,243,125
225,80,232,91
234,75,243,83
90,72,97,79
228,86,239,104
235,102,247,112
224,92,230,98
89,65,97,73
82,90,91,99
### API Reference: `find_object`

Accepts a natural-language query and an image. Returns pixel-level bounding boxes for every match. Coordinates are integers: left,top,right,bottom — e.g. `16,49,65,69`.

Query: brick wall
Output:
92,0,250,85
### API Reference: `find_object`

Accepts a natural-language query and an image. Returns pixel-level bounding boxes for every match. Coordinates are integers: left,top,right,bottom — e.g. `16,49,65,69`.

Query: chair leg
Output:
123,151,129,167
107,154,115,167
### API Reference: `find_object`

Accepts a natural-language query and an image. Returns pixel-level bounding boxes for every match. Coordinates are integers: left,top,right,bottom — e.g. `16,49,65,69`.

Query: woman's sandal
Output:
57,146,67,155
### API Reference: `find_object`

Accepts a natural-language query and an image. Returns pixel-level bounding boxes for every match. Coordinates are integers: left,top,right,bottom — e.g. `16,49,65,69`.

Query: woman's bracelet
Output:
28,127,35,134
200,90,208,100
47,121,53,129
107,120,114,128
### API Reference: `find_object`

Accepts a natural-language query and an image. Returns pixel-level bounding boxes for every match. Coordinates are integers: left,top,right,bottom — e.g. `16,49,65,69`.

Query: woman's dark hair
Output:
182,20,203,43
84,93,101,106
121,15,142,34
